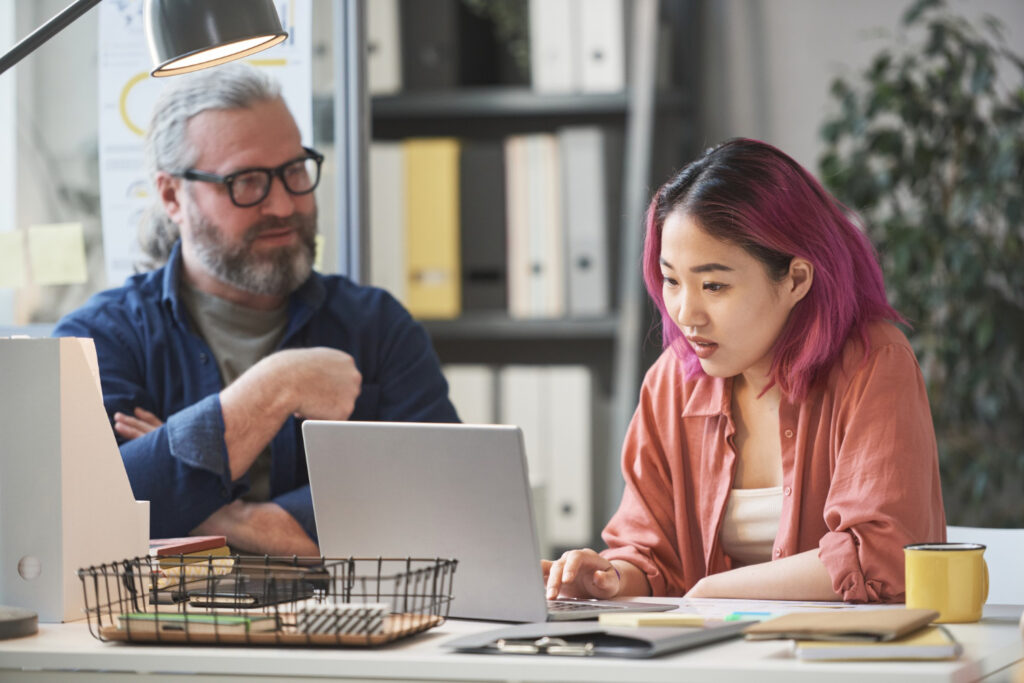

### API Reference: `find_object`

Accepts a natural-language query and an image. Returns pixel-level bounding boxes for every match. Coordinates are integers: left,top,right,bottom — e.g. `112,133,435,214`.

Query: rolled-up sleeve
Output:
818,342,946,602
54,299,236,537
601,398,678,596
273,485,316,542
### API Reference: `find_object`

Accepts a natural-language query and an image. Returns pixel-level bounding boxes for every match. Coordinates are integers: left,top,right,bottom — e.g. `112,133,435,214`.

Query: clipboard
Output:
443,620,749,658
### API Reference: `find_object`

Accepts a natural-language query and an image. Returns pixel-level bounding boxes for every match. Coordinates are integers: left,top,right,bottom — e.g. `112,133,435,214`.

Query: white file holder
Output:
0,337,149,622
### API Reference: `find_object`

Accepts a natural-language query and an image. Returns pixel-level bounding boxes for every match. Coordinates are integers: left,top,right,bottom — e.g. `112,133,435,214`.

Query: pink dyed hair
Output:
642,138,905,399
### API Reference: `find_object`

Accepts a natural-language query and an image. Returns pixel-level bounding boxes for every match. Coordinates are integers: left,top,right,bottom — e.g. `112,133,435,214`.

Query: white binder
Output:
443,364,496,425
524,134,565,319
545,365,592,547
560,126,610,317
369,141,406,303
499,364,593,551
498,365,550,557
528,0,577,92
578,0,625,92
366,0,402,94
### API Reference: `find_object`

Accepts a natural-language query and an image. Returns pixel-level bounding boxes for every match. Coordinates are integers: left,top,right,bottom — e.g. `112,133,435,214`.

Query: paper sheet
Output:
27,223,88,285
0,231,27,289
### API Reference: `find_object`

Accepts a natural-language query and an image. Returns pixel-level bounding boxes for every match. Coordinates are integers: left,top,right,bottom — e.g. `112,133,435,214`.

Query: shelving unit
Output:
329,0,699,544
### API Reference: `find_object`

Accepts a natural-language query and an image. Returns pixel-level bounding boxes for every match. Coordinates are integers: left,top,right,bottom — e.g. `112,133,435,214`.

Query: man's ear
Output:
155,171,185,225
788,257,814,305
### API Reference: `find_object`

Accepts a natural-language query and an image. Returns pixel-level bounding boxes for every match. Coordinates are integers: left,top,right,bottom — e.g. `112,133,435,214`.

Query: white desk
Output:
1,604,1021,682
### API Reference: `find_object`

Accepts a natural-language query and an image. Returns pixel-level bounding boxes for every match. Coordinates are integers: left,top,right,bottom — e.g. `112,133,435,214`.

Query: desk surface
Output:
1,603,1021,683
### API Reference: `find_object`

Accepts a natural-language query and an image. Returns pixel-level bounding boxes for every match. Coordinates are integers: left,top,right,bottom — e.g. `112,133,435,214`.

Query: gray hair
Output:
138,63,282,268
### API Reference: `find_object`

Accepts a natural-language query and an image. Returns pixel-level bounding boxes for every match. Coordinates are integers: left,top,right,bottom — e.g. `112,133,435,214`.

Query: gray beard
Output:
188,204,318,297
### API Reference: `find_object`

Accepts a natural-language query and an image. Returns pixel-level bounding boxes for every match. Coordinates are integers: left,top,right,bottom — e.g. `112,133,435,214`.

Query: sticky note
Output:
0,231,28,289
27,222,89,285
314,234,324,272
598,612,709,627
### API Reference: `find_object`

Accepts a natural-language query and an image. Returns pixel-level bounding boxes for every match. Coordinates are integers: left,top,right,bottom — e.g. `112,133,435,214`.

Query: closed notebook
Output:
793,625,962,661
743,608,939,642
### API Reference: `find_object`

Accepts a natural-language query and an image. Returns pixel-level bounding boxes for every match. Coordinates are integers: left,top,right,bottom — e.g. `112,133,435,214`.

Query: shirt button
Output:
784,429,794,438
784,486,792,496
200,353,208,363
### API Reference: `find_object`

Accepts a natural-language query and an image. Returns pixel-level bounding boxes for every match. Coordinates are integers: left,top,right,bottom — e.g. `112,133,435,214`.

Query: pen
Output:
724,611,773,621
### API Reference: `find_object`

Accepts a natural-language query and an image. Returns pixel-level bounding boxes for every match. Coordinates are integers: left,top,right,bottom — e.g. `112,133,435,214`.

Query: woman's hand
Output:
542,548,622,600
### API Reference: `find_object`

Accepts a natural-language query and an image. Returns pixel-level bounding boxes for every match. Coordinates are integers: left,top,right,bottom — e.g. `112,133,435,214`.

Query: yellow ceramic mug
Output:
904,542,989,623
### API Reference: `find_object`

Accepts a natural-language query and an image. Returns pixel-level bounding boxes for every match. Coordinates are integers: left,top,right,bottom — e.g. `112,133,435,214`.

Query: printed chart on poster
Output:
97,0,313,287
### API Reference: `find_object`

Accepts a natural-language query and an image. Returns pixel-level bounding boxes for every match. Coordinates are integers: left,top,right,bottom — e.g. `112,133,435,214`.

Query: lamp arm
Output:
0,0,103,76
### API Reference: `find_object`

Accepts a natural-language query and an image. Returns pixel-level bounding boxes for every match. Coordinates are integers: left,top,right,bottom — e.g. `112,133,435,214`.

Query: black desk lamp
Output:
0,0,289,77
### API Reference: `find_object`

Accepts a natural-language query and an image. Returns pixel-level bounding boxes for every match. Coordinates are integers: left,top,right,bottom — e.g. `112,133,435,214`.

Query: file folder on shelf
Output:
404,138,461,319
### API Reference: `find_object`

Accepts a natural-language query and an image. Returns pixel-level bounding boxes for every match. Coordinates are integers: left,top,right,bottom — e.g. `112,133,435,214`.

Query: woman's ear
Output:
788,257,814,304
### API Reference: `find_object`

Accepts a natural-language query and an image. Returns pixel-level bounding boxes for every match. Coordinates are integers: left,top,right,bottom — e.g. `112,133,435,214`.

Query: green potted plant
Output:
819,0,1024,525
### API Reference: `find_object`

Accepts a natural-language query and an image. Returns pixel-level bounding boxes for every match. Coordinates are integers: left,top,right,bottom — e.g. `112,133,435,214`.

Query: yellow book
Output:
404,137,461,319
599,612,709,627
793,626,962,661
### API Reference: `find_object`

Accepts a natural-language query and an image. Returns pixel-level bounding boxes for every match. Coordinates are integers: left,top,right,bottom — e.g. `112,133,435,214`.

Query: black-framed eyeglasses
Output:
177,147,325,208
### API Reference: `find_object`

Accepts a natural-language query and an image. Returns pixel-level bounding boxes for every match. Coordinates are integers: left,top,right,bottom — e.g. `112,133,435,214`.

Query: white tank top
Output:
719,486,783,566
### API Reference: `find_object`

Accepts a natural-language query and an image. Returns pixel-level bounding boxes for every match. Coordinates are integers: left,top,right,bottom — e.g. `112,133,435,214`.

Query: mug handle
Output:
981,558,990,604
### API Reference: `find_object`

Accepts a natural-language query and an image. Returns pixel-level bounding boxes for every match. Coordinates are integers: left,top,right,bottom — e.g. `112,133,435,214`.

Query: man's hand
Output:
261,347,363,421
113,406,164,440
193,500,319,556
220,347,363,480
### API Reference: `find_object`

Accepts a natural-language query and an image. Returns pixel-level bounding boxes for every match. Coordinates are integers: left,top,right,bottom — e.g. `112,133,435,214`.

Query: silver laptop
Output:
302,421,673,622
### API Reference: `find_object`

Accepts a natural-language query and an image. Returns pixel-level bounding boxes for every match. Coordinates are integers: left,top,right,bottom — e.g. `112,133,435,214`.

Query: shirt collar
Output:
679,372,732,419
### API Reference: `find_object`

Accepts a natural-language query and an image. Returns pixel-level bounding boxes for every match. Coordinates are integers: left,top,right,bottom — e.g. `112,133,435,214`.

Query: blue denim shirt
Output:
53,242,458,541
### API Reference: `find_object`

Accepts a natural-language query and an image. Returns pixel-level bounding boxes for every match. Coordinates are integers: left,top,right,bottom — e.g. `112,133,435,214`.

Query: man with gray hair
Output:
54,64,458,555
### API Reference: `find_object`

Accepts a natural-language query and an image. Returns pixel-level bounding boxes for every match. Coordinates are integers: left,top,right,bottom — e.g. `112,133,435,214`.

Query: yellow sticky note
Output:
314,234,324,272
27,222,89,285
0,231,28,289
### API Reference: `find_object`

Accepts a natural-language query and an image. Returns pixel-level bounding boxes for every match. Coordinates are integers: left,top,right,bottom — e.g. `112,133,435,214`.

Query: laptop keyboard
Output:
548,599,629,612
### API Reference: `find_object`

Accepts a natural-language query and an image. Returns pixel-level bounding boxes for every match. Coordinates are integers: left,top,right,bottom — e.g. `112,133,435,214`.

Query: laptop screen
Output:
302,420,551,622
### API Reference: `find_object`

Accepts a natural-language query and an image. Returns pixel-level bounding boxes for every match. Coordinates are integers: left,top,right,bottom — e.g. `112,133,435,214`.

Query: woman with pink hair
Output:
544,139,945,603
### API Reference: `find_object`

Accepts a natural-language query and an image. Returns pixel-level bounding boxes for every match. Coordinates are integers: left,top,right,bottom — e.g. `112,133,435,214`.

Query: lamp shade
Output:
144,0,288,77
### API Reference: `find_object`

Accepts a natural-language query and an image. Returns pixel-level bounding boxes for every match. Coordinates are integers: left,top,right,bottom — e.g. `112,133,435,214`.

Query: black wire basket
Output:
78,555,457,646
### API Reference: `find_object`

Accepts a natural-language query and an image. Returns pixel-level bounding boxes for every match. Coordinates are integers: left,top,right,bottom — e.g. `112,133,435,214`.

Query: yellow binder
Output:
403,137,461,319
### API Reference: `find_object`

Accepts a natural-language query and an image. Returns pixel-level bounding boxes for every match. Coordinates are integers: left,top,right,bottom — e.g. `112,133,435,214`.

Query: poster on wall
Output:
97,0,313,288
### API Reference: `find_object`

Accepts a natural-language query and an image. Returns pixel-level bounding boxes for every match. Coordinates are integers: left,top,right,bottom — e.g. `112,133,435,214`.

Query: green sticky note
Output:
28,222,89,285
0,231,27,289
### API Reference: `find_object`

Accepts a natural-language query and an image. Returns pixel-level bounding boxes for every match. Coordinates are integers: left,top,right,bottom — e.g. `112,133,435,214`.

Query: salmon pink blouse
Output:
601,322,945,603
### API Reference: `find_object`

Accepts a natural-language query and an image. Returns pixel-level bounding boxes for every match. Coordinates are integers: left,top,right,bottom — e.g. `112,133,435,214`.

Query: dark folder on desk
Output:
444,620,749,658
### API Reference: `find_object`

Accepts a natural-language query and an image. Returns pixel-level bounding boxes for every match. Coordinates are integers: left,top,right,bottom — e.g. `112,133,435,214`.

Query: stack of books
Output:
743,608,962,662
147,535,234,596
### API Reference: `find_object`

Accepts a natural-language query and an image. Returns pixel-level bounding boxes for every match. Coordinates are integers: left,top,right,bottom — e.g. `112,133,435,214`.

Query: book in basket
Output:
118,612,278,635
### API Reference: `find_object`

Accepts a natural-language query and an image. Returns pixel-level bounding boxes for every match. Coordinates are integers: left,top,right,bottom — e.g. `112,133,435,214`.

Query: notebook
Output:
302,421,674,622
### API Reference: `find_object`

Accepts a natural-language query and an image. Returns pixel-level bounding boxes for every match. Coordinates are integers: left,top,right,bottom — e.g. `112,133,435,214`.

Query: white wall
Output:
701,0,1024,173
